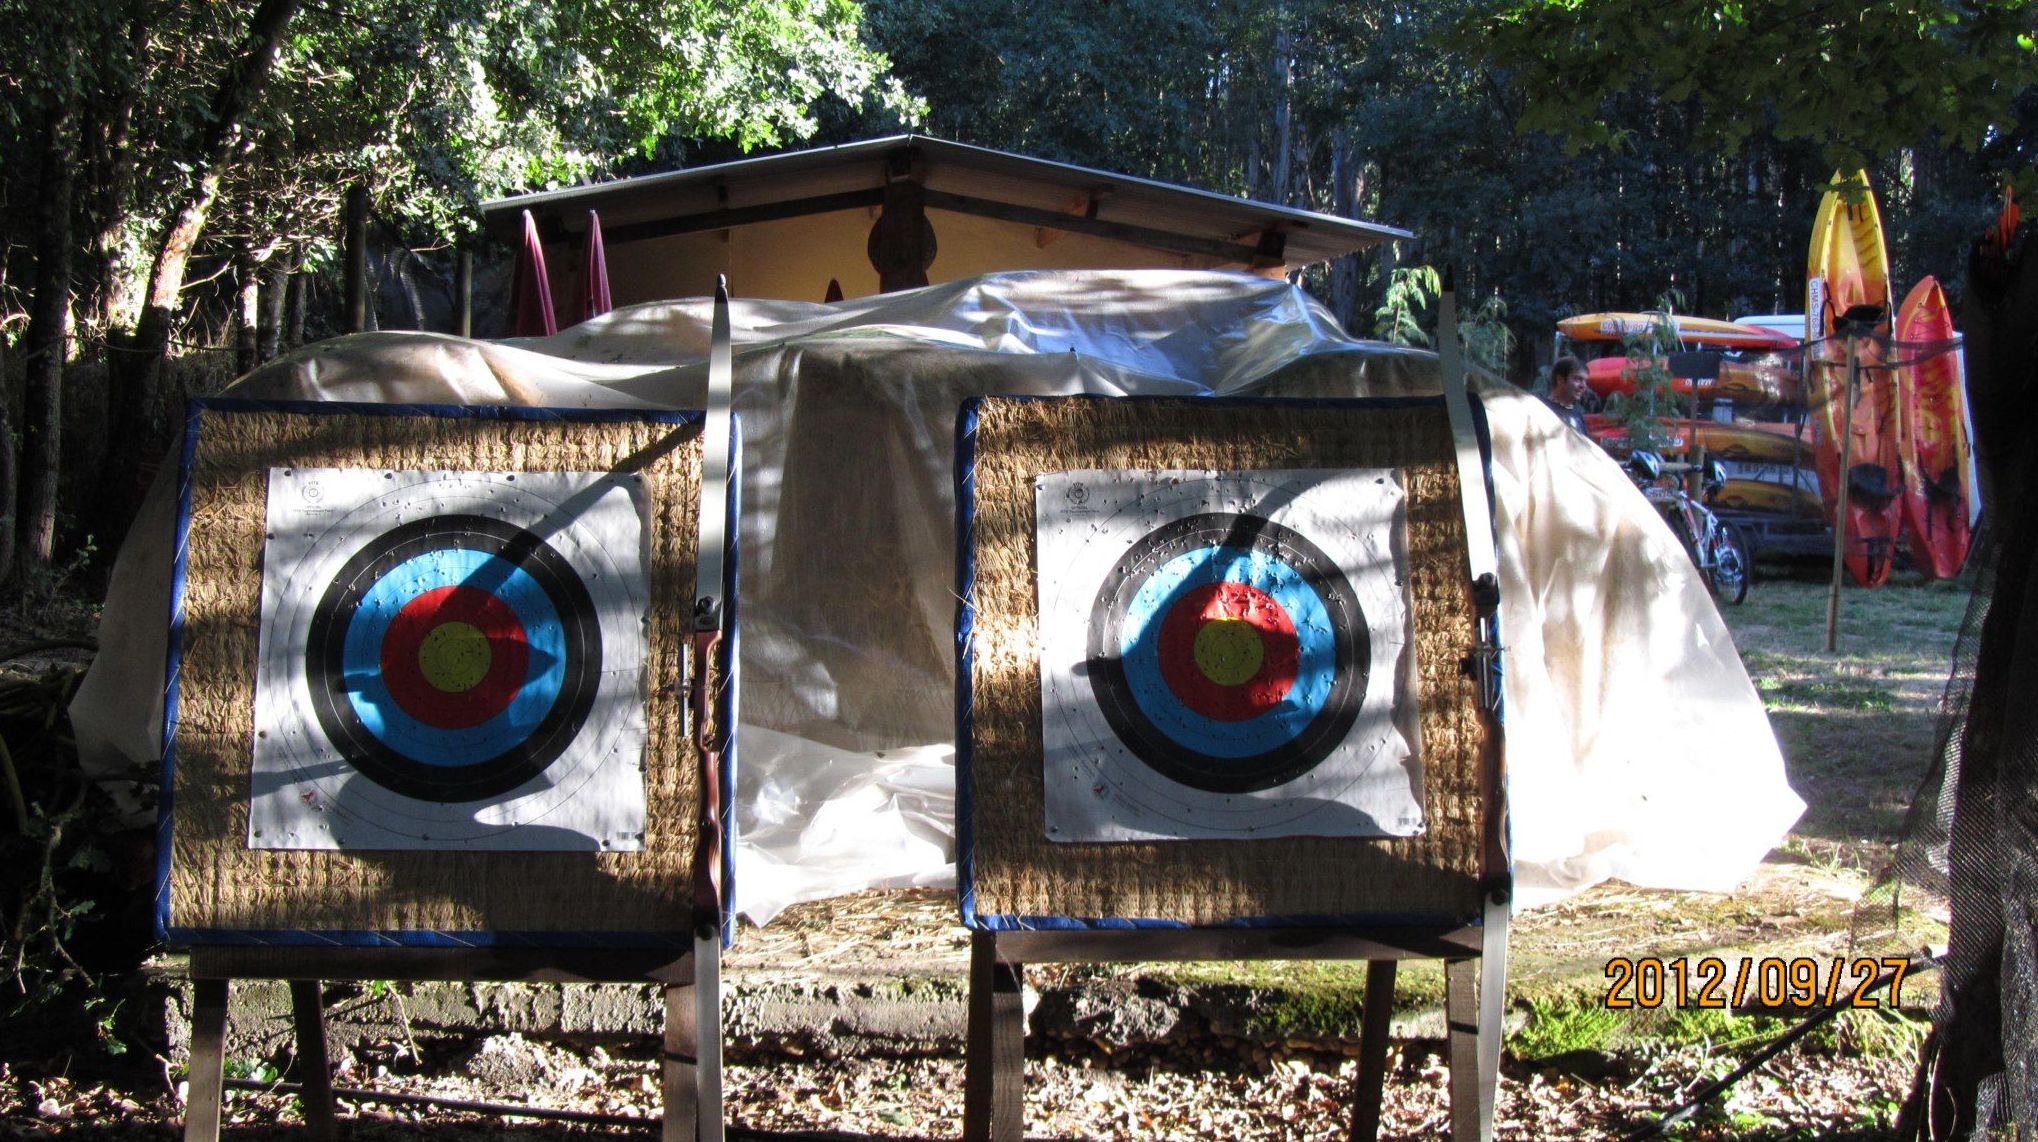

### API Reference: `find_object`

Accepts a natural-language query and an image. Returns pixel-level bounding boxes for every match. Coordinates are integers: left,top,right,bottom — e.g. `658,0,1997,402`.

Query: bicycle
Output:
1628,450,1753,604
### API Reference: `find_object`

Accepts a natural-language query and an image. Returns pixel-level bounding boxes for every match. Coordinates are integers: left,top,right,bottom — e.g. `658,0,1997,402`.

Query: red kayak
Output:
1895,276,1974,579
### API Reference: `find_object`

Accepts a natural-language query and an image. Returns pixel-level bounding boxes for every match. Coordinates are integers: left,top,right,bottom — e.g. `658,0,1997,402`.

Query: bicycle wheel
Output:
1708,522,1752,604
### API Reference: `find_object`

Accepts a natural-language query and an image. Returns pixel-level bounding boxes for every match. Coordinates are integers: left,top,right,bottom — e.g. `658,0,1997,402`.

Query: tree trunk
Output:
0,335,16,586
285,269,308,350
1271,22,1293,205
79,17,150,336
21,98,78,575
1327,132,1365,334
234,249,260,376
96,0,302,548
256,253,290,363
1899,218,2038,1142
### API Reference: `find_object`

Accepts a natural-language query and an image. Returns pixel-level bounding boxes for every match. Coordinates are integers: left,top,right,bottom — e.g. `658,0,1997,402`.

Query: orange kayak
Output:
1715,478,1825,518
1559,312,1801,350
1894,276,1973,579
1585,356,1801,406
1806,170,1900,587
1584,415,1813,467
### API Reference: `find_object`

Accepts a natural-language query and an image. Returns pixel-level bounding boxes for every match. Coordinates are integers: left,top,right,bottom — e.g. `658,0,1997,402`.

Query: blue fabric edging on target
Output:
952,392,1506,933
186,396,706,430
154,403,210,944
953,400,984,931
161,927,698,949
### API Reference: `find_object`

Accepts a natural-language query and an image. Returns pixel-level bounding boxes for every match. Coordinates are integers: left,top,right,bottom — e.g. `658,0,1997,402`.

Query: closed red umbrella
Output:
582,209,612,322
510,209,557,337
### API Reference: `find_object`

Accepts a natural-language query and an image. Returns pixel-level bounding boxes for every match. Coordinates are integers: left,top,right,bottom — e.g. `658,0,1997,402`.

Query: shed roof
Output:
481,134,1409,271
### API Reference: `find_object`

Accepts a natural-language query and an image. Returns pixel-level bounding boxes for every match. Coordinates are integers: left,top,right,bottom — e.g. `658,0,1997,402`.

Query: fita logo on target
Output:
1065,482,1093,512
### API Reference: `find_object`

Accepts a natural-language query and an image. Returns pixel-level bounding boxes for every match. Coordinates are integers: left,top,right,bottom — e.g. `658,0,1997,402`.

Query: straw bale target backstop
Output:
956,394,1500,928
158,399,731,946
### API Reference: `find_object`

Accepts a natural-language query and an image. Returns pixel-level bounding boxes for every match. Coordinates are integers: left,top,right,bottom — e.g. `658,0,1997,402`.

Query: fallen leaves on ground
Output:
0,1035,1913,1140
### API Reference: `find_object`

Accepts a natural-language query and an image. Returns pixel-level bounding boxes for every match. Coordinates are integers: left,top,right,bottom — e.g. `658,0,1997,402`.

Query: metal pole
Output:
1824,336,1862,652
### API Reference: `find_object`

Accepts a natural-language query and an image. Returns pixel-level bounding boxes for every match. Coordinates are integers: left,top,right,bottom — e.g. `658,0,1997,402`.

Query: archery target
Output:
1035,469,1420,842
248,468,651,851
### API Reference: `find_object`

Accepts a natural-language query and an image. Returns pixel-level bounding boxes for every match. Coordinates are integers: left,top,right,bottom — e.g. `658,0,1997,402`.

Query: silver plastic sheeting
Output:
72,269,1804,925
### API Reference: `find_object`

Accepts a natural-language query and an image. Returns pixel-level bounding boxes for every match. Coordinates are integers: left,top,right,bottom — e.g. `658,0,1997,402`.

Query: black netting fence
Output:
1848,221,2038,1142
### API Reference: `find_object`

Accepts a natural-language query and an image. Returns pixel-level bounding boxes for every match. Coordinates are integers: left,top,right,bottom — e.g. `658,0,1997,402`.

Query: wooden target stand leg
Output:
179,946,717,1142
962,922,1506,1142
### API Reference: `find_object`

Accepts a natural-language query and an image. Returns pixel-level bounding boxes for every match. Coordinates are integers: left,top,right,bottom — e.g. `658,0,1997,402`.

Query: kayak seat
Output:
1927,465,1963,503
1849,462,1896,505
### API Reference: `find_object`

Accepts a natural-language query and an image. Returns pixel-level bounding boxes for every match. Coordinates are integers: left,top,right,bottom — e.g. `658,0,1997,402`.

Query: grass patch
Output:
1509,994,1625,1059
1243,987,1371,1041
1757,678,1896,712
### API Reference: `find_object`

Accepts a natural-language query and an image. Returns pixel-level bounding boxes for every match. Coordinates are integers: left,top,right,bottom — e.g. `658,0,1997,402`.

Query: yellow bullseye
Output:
1192,619,1263,686
417,621,492,693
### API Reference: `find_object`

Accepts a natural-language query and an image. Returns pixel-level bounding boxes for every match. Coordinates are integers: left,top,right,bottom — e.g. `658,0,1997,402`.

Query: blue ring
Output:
1118,547,1335,759
341,548,566,767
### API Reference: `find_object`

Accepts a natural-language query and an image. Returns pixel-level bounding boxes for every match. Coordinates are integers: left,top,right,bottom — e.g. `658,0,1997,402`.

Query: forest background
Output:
1,0,2033,591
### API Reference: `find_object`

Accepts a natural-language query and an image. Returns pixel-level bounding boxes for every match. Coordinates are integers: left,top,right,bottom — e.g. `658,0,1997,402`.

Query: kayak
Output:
1894,276,1973,579
1715,478,1825,518
1806,170,1900,587
1558,312,1801,350
1583,415,1813,467
1585,356,1800,407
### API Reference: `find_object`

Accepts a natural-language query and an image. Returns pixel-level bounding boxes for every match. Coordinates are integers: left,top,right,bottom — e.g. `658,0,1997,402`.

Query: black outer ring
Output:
305,514,602,803
1085,512,1368,794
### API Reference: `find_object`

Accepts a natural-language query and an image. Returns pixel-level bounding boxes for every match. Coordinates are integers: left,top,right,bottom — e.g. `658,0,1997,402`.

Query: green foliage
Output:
1374,265,1440,346
1460,1,2038,176
1462,292,1516,373
246,0,923,246
1509,993,1625,1059
1600,303,1684,454
1245,985,1371,1041
0,661,128,1023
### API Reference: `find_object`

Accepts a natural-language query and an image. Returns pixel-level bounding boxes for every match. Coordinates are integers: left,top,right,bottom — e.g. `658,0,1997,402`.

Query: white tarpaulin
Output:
73,270,1804,923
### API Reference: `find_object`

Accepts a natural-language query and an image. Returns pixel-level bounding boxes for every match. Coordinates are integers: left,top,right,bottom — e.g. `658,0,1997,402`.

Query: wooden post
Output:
662,980,699,1142
1825,336,1862,652
1445,958,1481,1142
454,249,473,339
1349,960,1398,1142
183,979,229,1142
963,932,1026,1141
868,176,934,293
288,980,337,1142
343,184,369,334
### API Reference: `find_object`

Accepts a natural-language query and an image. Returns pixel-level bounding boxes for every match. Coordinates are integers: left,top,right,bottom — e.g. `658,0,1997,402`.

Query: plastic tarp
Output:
72,270,1804,924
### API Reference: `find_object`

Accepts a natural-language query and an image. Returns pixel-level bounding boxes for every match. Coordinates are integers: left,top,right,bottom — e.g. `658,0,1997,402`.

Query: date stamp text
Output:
1602,956,1910,1009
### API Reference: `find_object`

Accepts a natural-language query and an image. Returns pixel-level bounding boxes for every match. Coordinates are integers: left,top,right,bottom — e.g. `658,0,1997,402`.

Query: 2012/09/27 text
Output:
1602,956,1911,1009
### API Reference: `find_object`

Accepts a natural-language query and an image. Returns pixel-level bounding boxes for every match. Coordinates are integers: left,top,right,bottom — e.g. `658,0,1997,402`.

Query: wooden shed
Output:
480,134,1410,306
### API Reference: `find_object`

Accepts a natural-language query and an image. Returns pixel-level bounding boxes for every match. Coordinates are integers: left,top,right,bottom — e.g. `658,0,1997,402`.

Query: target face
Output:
248,468,651,851
1036,469,1421,841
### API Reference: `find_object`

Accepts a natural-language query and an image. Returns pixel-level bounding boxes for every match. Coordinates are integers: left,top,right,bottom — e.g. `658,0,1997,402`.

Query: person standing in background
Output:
1542,355,1591,434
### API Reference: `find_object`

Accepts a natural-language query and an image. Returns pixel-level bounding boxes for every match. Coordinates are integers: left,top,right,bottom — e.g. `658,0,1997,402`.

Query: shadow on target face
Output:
275,512,613,846
1085,511,1368,794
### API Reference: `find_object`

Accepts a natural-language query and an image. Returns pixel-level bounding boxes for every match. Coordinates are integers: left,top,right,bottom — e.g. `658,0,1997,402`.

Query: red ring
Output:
1156,581,1299,721
380,586,530,729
